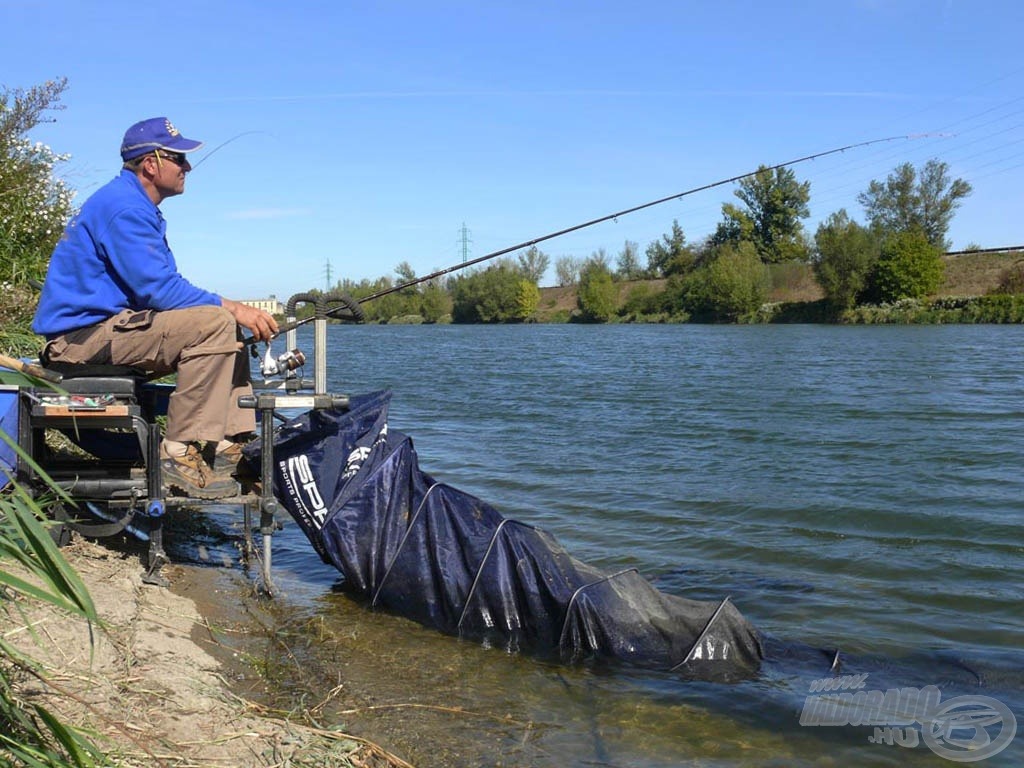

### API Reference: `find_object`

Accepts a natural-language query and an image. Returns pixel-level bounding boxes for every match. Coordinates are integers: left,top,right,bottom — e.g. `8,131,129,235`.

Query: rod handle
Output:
0,353,63,383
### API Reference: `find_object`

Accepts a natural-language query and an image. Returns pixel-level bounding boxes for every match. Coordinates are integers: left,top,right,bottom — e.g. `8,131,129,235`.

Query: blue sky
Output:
3,0,1023,299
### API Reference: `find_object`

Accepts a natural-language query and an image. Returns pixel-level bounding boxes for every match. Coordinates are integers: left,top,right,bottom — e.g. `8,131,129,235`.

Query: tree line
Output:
308,158,981,324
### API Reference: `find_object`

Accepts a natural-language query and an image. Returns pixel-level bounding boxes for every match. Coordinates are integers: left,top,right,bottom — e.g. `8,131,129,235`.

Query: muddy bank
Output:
4,536,411,767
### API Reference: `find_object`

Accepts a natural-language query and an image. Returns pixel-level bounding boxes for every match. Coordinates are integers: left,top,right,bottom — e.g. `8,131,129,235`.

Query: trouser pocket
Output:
112,309,156,331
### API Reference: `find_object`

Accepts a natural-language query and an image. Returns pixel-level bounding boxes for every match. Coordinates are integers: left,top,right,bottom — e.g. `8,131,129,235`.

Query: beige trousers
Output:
43,306,255,443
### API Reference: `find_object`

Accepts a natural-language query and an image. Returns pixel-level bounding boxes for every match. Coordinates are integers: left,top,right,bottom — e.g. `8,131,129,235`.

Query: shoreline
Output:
5,535,412,767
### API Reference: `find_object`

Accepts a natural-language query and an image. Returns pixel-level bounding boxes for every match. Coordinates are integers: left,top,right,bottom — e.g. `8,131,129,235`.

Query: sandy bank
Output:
4,536,411,767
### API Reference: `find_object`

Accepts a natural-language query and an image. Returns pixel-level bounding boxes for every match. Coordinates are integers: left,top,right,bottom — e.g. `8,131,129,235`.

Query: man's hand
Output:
221,298,279,342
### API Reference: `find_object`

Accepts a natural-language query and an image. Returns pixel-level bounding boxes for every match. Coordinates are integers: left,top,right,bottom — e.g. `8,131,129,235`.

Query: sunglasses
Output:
154,150,188,166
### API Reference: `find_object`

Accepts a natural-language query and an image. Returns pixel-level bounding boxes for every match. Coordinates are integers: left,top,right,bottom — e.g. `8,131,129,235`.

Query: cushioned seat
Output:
42,362,149,397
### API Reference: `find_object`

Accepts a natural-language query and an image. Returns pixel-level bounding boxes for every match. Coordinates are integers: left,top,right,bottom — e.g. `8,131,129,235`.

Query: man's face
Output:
149,151,191,197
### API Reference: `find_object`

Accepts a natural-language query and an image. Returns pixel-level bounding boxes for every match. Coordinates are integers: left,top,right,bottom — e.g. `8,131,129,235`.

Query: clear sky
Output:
3,0,1022,299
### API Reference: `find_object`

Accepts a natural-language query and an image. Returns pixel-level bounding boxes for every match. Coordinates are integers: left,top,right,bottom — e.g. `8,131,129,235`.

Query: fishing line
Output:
189,131,270,169
250,133,925,343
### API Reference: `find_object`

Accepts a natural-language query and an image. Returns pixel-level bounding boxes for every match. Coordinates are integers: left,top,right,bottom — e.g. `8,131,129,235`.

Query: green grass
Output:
1,412,104,767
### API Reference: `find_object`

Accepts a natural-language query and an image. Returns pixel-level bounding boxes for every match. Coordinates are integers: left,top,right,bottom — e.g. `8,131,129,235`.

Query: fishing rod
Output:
249,134,915,345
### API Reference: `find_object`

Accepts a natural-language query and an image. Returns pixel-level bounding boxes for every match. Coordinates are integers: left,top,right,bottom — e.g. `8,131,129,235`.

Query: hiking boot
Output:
161,443,238,499
207,440,261,495
209,440,255,478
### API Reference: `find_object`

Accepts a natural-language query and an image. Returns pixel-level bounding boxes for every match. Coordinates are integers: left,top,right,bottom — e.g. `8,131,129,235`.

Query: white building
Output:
240,295,284,315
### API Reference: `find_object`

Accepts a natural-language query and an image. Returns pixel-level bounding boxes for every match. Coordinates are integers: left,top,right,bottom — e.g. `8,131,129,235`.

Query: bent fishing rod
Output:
246,133,916,346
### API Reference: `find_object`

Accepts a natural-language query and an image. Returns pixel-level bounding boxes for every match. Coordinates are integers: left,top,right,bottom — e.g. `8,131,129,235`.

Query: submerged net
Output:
245,390,763,679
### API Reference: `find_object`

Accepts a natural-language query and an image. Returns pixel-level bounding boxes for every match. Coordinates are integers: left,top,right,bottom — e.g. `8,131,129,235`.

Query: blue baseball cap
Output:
120,117,203,161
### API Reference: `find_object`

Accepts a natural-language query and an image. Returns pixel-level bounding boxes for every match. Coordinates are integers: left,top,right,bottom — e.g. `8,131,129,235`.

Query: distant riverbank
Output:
531,249,1023,323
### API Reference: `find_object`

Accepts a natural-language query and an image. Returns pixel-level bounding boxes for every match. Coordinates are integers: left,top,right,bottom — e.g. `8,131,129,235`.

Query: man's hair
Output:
123,153,152,171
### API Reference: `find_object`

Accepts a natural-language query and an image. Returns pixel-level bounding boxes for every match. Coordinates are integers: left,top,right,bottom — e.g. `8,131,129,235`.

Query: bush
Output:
867,230,944,303
812,210,880,309
388,314,424,324
618,282,669,319
839,295,1024,324
841,298,924,324
575,261,618,322
451,263,537,323
515,279,541,321
992,260,1024,295
672,241,770,322
0,77,76,380
0,80,75,340
752,299,836,324
970,294,1024,322
1,283,46,355
419,281,453,323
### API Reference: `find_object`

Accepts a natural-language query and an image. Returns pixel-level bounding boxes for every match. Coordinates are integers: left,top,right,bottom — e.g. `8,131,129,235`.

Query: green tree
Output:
671,241,770,321
813,209,881,309
371,279,408,321
451,263,532,323
394,260,416,284
576,259,618,322
645,219,694,277
517,246,550,284
420,279,453,322
711,165,811,263
857,159,972,250
514,278,540,320
0,79,75,343
554,255,582,286
338,275,402,322
615,239,645,280
867,229,944,303
588,248,611,270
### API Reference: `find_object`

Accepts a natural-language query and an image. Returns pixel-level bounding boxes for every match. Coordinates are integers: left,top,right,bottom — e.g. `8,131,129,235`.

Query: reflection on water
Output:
175,324,1023,767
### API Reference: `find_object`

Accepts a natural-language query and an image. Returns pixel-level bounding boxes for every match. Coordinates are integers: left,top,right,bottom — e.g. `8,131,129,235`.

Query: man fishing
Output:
32,117,278,499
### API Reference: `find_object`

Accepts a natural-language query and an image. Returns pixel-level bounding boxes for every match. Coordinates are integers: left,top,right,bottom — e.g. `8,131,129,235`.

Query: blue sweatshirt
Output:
32,169,220,338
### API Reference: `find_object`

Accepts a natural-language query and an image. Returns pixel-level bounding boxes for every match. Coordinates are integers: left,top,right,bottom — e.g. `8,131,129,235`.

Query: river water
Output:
233,323,1023,767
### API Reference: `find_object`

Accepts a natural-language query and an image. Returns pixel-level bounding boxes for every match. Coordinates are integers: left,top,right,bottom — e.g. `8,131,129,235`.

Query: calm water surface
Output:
238,324,1023,767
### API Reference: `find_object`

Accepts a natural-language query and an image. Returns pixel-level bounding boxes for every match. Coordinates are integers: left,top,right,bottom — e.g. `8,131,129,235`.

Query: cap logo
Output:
165,119,181,138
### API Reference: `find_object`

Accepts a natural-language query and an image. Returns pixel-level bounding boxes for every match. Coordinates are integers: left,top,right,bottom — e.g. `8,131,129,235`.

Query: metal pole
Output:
314,315,327,394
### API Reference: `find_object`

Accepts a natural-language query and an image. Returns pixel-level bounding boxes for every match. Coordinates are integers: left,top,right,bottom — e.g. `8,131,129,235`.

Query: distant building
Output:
241,295,284,315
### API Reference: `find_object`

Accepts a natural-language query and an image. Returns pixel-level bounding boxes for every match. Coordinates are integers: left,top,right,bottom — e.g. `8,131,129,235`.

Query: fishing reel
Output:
254,342,306,378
